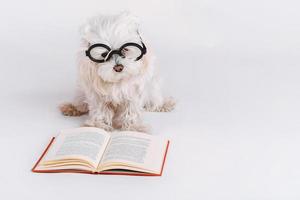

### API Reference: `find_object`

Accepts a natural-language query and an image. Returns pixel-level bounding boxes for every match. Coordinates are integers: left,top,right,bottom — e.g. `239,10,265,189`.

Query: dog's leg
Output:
60,89,89,116
143,78,176,112
113,101,149,133
83,100,114,131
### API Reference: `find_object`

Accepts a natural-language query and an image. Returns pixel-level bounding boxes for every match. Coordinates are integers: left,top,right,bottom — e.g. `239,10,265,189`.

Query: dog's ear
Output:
79,23,98,43
79,23,90,37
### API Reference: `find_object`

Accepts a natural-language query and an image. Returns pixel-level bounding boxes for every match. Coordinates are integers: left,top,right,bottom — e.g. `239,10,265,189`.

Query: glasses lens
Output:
121,45,142,59
89,46,109,60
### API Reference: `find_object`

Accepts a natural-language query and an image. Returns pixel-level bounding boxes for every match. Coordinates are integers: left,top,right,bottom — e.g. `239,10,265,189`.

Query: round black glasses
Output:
85,41,147,63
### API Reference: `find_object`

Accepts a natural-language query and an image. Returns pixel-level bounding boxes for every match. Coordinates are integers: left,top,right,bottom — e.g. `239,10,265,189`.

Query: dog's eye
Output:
120,48,129,58
89,47,109,60
121,46,142,59
121,48,128,54
101,52,108,57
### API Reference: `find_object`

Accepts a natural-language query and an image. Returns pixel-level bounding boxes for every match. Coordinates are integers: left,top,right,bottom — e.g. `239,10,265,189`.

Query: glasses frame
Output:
85,41,147,63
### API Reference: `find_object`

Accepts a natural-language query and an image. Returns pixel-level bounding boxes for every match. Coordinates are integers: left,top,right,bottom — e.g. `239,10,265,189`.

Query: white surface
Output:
1,0,300,199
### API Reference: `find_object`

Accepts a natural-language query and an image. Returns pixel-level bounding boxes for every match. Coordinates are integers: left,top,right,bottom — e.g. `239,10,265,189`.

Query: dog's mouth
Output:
98,71,127,83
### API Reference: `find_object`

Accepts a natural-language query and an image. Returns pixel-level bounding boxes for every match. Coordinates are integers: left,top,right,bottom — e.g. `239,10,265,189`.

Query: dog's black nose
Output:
113,64,124,72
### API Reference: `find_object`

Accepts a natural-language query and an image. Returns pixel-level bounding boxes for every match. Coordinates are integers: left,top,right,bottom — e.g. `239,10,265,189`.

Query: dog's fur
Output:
60,12,175,132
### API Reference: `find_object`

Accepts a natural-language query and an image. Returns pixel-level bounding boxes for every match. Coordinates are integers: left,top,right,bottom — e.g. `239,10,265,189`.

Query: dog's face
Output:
80,12,146,83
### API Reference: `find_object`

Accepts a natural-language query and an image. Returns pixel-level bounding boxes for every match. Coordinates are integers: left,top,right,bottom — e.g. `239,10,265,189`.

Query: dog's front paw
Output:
83,119,114,132
144,97,176,112
59,103,88,116
120,123,151,133
159,97,176,112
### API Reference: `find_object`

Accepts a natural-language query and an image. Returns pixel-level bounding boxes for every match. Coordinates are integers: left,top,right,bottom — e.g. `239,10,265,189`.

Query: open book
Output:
32,127,169,176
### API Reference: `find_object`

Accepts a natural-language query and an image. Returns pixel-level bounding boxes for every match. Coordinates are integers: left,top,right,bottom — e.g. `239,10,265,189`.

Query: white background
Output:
0,0,300,199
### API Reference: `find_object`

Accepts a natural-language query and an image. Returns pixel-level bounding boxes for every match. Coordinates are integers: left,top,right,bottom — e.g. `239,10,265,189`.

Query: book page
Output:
99,132,168,173
39,127,110,168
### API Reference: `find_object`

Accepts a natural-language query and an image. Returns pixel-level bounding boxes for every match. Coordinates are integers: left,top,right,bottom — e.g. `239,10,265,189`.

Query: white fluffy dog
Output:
60,12,175,132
